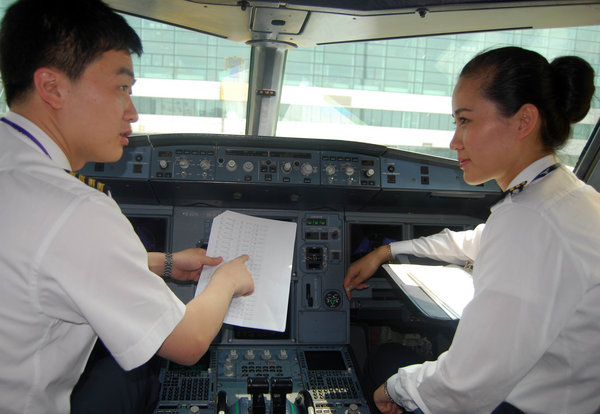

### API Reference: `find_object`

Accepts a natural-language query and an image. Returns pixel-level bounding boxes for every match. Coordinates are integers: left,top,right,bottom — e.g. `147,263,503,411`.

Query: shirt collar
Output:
4,111,72,171
506,154,558,192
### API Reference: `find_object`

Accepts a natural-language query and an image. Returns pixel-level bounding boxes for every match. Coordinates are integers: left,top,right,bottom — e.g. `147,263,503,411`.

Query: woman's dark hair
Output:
460,46,595,152
0,0,143,106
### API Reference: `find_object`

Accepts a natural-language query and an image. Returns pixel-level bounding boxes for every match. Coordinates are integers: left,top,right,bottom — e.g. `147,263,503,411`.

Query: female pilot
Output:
345,46,599,414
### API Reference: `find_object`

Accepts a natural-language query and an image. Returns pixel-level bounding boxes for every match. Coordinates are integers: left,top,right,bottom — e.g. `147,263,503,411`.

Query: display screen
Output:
168,351,211,372
128,216,169,252
412,224,464,239
304,350,346,371
349,223,404,262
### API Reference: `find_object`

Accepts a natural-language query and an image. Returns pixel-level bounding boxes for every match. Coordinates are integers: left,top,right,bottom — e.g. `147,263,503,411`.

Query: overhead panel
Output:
105,0,600,47
250,7,309,36
106,0,251,40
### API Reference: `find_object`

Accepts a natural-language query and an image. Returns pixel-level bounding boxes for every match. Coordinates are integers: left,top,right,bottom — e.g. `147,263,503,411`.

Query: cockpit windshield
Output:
1,1,598,168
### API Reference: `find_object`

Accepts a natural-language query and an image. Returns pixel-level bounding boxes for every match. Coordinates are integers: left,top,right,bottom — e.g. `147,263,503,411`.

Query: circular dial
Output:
324,290,342,308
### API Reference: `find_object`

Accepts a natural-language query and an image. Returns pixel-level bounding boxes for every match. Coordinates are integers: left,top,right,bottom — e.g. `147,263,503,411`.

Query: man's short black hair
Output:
0,0,143,106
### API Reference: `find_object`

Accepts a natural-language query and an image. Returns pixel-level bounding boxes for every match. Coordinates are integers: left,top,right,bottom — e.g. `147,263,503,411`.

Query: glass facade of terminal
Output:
1,1,599,165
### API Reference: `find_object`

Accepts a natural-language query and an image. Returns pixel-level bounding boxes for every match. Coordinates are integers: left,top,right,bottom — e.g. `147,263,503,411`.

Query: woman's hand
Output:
343,245,391,299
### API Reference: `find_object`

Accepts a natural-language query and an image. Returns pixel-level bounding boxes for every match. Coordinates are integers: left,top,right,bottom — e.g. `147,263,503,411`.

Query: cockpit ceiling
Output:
105,0,600,47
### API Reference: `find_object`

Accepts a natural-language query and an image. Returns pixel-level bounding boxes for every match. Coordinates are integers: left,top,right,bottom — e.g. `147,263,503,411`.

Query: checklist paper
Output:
194,210,297,332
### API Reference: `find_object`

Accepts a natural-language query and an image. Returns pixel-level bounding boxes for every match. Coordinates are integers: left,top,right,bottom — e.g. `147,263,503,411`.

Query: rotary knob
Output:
345,166,355,176
226,160,237,172
243,161,254,173
301,163,314,176
158,160,169,169
223,361,234,377
178,159,190,169
364,168,375,178
282,161,292,173
346,403,360,414
200,159,211,171
325,165,336,176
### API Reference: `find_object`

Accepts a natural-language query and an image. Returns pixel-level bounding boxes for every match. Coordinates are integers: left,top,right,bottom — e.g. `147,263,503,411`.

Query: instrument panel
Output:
83,134,494,414
151,145,380,187
81,134,499,217
154,346,367,414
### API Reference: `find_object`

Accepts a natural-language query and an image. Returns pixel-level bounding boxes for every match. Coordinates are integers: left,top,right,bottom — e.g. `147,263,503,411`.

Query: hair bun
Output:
550,56,595,124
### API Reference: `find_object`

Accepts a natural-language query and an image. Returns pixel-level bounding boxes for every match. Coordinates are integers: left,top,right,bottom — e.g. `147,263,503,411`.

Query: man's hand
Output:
169,248,223,282
158,254,253,365
211,254,254,298
148,248,222,281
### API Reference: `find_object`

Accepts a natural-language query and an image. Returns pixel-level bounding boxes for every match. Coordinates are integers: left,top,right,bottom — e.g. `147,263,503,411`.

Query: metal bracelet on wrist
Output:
383,381,401,406
163,252,173,279
385,244,394,262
